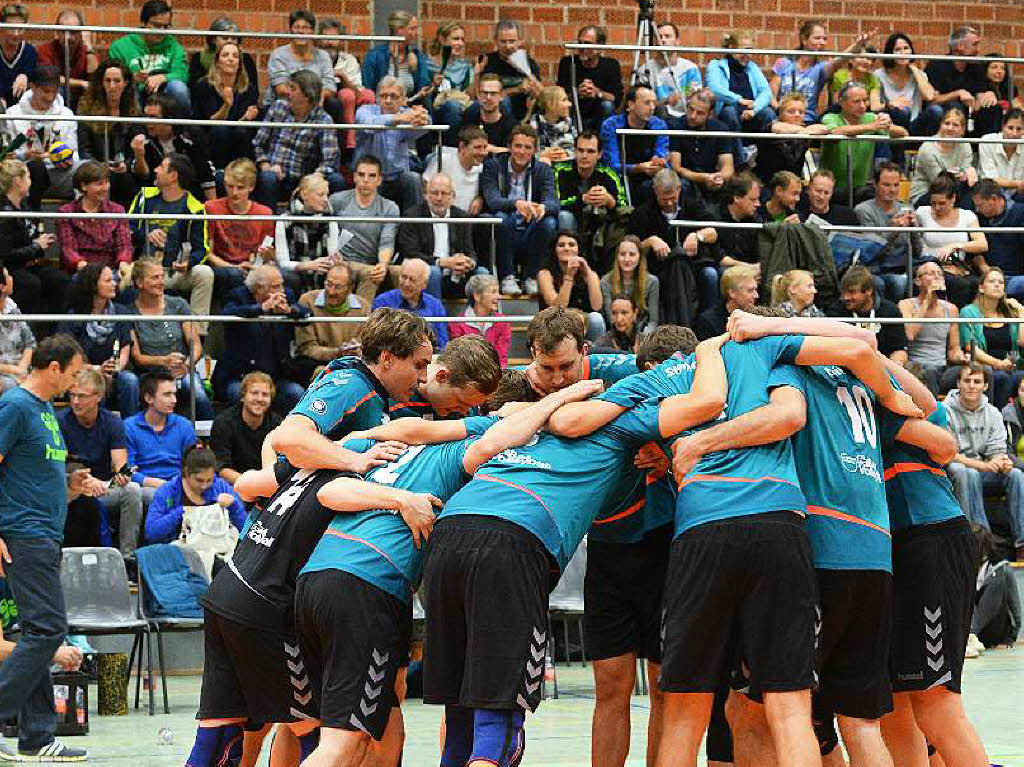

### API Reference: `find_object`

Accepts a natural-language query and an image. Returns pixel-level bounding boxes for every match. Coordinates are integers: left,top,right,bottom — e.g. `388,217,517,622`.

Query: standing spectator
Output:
758,92,829,185
0,159,69,318
593,293,640,352
0,3,35,110
448,273,509,367
328,156,401,304
957,267,1024,409
909,106,977,206
763,170,803,223
354,76,429,212
76,59,142,207
274,172,340,293
529,86,577,165
898,260,967,394
480,124,558,296
187,18,259,92
108,0,190,113
693,263,758,340
924,26,996,130
979,109,1024,201
253,69,343,207
210,371,282,485
875,33,942,138
59,368,143,554
945,363,1024,560
481,20,541,122
462,74,516,154
706,31,776,165
557,25,622,131
205,158,275,294
770,269,823,317
0,335,93,764
123,369,198,504
839,264,910,364
422,125,487,214
128,154,215,323
397,173,482,300
797,168,859,225
295,262,367,366
192,41,260,171
643,22,702,122
56,161,133,274
212,264,310,410
361,11,432,98
3,65,82,210
263,10,339,120
424,21,475,145
130,93,217,201
537,231,605,341
0,266,33,394
972,179,1024,301
600,235,659,334
57,263,138,416
128,258,214,420
370,258,449,349
854,161,921,300
317,18,376,153
35,10,98,107
667,88,734,199
600,85,669,204
713,171,764,270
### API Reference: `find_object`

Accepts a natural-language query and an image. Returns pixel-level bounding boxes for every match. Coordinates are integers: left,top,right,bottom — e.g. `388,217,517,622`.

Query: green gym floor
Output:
6,648,1021,766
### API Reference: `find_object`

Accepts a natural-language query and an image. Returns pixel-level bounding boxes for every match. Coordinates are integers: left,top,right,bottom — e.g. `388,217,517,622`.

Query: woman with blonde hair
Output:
428,21,475,145
192,41,260,169
528,85,577,164
771,269,823,317
600,235,659,333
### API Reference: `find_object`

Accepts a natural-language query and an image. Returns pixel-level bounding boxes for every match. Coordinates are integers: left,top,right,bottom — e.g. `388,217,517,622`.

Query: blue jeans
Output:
177,372,214,420
1005,275,1024,303
207,125,254,170
585,311,606,341
162,79,191,115
223,377,305,413
253,171,345,208
718,104,776,165
695,264,721,313
434,99,465,147
427,264,489,301
495,213,557,281
946,463,1024,546
110,369,140,417
0,537,66,751
212,265,247,296
380,171,425,213
558,210,577,233
874,272,909,302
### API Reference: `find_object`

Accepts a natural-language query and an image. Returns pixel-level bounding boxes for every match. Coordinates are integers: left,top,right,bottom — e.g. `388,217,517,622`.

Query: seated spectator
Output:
448,273,510,367
188,17,258,89
36,10,98,107
601,85,669,203
128,258,214,420
0,159,69,317
771,269,823,317
822,83,907,204
253,69,343,207
828,43,884,114
354,76,429,212
924,26,997,135
854,162,922,301
75,59,142,207
713,171,764,270
370,258,449,349
397,173,483,300
945,363,1024,560
757,92,829,185
192,41,260,171
422,125,487,214
875,33,942,139
1004,378,1024,466
124,368,198,505
668,88,734,199
205,158,275,294
981,54,1024,114
317,17,376,152
128,154,214,322
958,267,1024,409
557,25,622,132
424,21,474,145
145,445,245,545
594,294,640,352
261,10,339,120
0,265,33,393
694,263,759,340
295,262,367,366
361,11,431,98
763,171,803,223
57,263,138,416
979,109,1024,201
769,20,859,125
600,235,658,333
909,105,977,205
213,264,310,410
840,265,909,364
706,31,776,165
972,179,1024,301
131,93,217,201
108,0,190,113
643,22,701,123
59,368,143,554
482,20,541,122
328,156,400,304
480,124,558,296
529,86,577,165
462,74,516,153
274,172,340,293
898,260,967,394
797,168,859,225
917,173,987,306
0,3,35,110
3,65,82,210
210,371,282,485
56,161,132,274
538,231,605,341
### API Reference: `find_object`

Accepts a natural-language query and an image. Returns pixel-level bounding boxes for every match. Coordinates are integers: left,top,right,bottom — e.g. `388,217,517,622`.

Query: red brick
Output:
935,3,966,20
604,9,636,26
813,0,843,15
464,4,497,21
980,22,1014,39
533,7,565,23
701,12,732,27
765,14,797,30
778,0,812,12
749,0,779,11
718,0,747,9
731,13,766,28
426,3,463,19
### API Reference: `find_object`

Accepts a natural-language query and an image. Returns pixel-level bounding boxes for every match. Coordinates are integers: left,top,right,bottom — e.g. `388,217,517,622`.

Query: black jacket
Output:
628,196,715,274
131,130,216,199
396,202,476,266
0,196,43,269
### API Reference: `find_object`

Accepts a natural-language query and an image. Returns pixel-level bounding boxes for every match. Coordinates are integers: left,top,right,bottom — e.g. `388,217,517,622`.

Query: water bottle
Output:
157,727,173,746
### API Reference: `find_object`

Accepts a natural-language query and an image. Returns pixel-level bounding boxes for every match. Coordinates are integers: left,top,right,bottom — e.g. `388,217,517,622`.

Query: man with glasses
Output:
0,3,36,110
557,25,623,131
463,74,516,155
109,0,190,113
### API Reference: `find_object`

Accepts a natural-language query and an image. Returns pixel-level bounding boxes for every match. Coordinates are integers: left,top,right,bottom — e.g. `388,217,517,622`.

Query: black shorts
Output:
294,570,410,740
813,569,893,723
659,511,817,694
422,515,555,711
891,517,976,694
197,608,318,723
584,524,672,662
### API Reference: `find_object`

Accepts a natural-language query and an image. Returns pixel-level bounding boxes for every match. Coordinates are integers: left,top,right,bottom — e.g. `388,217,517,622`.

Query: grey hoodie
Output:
944,389,1007,460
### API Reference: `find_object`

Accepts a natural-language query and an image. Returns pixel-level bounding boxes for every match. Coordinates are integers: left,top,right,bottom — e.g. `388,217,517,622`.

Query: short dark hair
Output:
575,131,602,153
436,335,502,394
354,153,382,175
972,178,1004,200
578,25,607,45
317,17,342,34
840,265,875,294
31,65,61,88
528,306,585,355
635,325,698,370
1003,108,1024,126
958,362,989,386
656,21,679,37
165,152,195,192
145,91,180,119
359,308,432,364
625,85,653,108
484,370,540,413
722,171,759,204
289,9,316,29
182,445,217,476
770,170,801,194
140,0,171,24
873,161,902,183
31,334,83,371
508,124,538,147
457,125,487,146
928,171,958,200
140,369,176,404
73,159,110,191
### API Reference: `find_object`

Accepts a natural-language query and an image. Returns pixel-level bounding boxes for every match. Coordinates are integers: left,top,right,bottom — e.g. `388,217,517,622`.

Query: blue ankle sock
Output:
440,705,473,767
186,724,243,767
298,729,320,762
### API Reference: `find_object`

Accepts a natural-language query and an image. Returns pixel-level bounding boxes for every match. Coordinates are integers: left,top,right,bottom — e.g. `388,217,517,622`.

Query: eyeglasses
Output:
324,281,348,290
69,391,100,400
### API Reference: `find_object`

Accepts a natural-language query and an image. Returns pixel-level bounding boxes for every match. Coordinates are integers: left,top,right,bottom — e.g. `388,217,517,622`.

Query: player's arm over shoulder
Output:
893,418,957,466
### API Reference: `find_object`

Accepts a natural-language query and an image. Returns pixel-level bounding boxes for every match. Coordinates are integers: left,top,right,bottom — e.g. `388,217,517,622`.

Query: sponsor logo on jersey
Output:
310,399,327,414
247,520,276,547
839,452,882,483
492,448,552,470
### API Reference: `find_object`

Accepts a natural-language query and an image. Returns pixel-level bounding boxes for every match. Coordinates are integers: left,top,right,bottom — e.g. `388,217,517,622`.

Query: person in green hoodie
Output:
108,0,189,114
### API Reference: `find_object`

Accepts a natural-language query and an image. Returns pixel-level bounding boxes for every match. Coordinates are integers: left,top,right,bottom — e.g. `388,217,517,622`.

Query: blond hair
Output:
771,269,813,306
204,41,250,96
0,159,28,195
720,263,759,301
223,158,257,189
608,235,648,314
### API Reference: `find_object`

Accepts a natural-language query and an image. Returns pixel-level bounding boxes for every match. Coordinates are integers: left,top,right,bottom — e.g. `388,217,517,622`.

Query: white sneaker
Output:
11,739,87,761
741,144,758,166
966,633,986,657
500,276,522,296
523,277,539,295
0,743,19,762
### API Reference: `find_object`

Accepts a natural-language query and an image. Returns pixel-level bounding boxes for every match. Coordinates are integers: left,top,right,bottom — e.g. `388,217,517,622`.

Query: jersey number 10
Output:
836,385,877,448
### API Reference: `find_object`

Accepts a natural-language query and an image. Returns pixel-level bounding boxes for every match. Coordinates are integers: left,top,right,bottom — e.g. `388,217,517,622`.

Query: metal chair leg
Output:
134,632,143,709
146,627,155,716
577,618,586,664
563,617,572,666
155,626,170,714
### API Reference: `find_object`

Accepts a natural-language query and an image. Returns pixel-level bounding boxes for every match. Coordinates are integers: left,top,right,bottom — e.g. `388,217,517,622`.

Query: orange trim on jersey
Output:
389,400,431,413
343,391,378,416
676,473,800,491
883,462,947,482
323,529,402,571
475,474,557,521
593,498,646,525
581,357,591,380
806,505,891,537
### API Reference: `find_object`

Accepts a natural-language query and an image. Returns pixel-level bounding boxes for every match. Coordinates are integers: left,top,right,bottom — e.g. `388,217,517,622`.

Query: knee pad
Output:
185,723,243,767
440,705,473,767
470,708,525,767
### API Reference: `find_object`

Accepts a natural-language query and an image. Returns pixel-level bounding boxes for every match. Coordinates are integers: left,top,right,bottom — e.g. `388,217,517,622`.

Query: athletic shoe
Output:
500,276,522,296
0,743,19,762
14,740,87,762
741,144,758,167
966,633,985,657
523,277,539,295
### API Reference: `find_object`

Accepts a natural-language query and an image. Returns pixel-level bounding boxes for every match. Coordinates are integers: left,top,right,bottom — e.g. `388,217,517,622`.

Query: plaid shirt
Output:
254,100,340,181
56,198,133,272
353,104,427,181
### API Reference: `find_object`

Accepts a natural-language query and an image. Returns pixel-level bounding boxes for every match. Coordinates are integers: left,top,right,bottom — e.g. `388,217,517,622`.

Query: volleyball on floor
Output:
48,140,73,168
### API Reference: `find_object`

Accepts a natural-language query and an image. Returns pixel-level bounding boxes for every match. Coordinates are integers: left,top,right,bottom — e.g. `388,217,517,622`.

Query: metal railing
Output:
671,221,1024,234
0,21,400,43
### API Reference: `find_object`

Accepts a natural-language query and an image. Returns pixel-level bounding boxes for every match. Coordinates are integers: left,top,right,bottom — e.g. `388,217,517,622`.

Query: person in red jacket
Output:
448,273,510,367
204,158,275,294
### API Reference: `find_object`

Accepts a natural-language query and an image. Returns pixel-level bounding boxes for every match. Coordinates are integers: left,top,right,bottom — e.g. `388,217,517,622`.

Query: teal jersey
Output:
583,353,640,386
442,404,656,572
596,352,695,408
771,365,892,571
290,357,390,439
388,390,481,420
881,403,962,531
588,464,647,544
644,470,677,534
